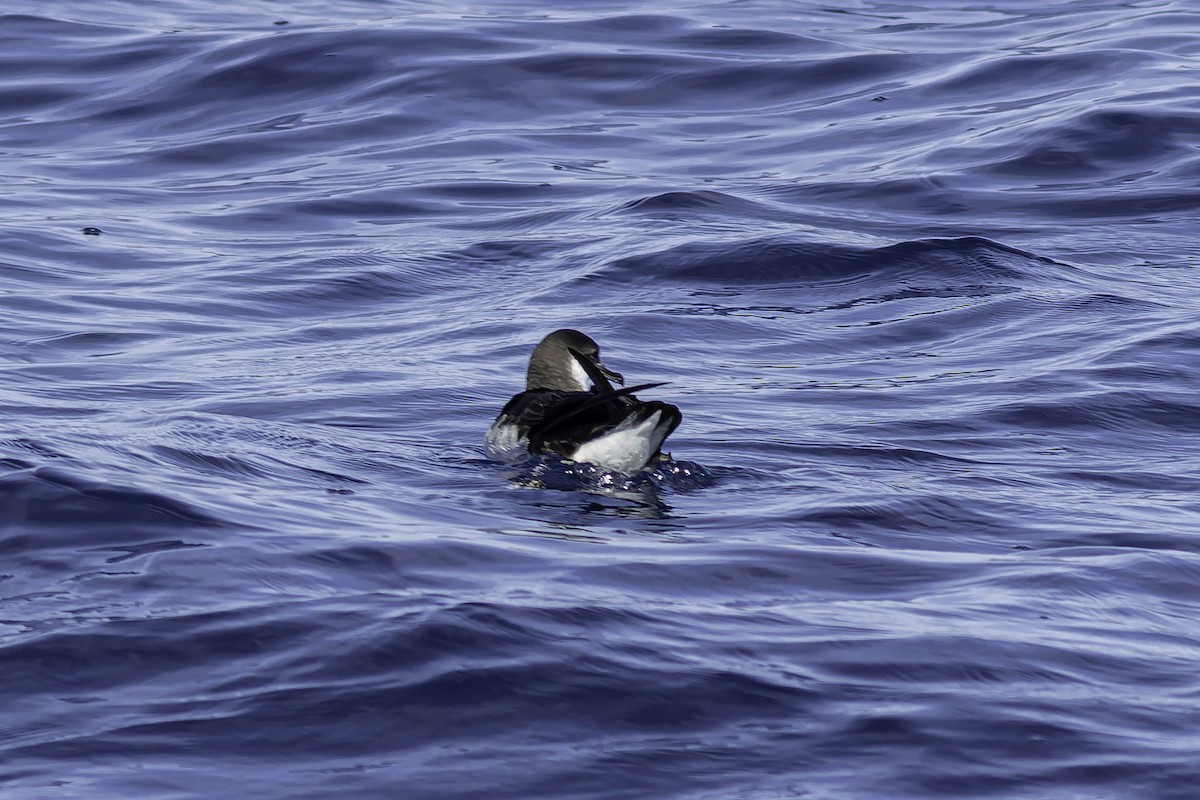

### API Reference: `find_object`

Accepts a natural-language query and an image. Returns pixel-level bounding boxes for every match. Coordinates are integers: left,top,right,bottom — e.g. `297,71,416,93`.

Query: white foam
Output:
484,417,528,462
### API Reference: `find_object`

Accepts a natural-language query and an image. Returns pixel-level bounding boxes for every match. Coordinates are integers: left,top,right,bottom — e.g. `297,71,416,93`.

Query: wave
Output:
601,233,1066,286
4,3,1200,799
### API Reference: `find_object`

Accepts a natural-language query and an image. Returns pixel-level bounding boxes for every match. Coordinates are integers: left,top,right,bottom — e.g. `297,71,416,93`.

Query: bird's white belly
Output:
570,410,665,473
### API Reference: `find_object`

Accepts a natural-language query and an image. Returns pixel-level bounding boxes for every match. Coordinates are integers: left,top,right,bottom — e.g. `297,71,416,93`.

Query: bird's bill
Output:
596,359,624,386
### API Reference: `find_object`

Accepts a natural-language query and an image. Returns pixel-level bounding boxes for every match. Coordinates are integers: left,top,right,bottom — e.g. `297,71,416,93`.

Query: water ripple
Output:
3,2,1200,798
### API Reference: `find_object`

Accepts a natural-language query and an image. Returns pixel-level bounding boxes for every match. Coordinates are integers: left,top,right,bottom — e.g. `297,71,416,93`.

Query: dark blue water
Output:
3,1,1200,797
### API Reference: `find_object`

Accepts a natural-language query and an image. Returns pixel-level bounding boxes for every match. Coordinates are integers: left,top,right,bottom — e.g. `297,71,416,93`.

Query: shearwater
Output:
485,329,682,473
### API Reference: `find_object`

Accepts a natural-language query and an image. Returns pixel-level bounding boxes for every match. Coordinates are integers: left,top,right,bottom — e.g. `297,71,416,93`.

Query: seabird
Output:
485,329,682,473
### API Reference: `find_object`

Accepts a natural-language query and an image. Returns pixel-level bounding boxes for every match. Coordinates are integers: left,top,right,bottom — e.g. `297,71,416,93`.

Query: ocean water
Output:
3,1,1200,797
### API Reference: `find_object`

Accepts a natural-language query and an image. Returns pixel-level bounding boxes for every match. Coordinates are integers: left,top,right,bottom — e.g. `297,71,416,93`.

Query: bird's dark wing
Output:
526,382,668,457
497,389,588,429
